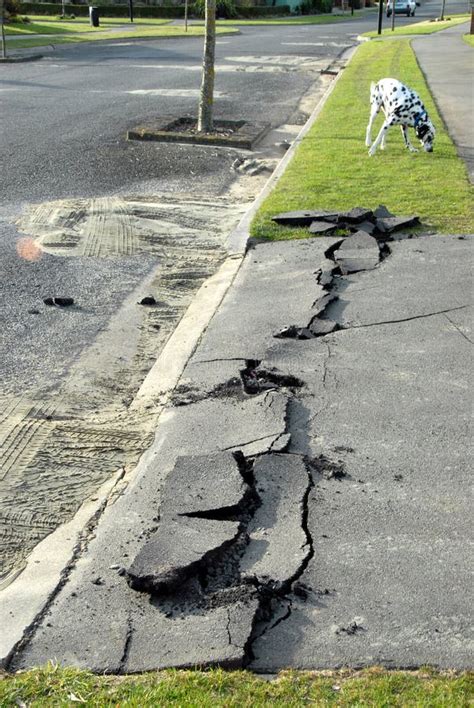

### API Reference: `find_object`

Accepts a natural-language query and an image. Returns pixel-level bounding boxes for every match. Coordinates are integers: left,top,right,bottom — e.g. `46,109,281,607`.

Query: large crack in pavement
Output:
6,229,471,672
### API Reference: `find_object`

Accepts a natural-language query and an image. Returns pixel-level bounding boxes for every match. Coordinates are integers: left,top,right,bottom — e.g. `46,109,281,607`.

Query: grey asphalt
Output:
412,21,474,181
8,234,472,671
0,22,360,398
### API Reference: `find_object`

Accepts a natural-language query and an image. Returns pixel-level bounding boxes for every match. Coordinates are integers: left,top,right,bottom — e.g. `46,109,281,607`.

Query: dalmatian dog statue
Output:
366,78,435,156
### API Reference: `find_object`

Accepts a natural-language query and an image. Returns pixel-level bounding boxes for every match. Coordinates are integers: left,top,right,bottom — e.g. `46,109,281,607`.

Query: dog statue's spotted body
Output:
366,78,435,156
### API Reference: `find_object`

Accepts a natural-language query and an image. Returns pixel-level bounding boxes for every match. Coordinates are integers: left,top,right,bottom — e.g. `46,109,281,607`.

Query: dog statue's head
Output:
415,113,435,152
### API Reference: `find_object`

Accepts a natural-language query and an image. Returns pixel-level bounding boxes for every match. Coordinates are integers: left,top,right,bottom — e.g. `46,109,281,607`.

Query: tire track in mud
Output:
0,398,151,588
81,197,137,257
16,194,245,260
0,398,56,483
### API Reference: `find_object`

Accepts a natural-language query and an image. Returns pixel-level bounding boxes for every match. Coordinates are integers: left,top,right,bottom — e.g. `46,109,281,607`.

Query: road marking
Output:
225,54,326,67
127,88,225,97
129,63,314,73
281,41,351,47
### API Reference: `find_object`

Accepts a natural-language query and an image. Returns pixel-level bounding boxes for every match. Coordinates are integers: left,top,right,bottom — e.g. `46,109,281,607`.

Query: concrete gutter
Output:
0,45,360,666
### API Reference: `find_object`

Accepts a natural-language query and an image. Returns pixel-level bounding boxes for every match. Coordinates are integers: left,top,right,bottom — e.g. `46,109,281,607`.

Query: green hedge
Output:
19,1,291,17
19,3,181,17
299,0,332,14
234,4,291,15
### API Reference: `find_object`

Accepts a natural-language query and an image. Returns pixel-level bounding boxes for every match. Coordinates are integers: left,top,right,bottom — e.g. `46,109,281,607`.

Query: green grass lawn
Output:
251,39,473,240
5,16,170,35
0,665,472,706
217,11,367,26
363,13,470,37
5,24,238,48
462,32,474,46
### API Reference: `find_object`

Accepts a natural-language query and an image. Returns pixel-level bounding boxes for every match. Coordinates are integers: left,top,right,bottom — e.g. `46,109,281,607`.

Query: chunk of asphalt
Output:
159,452,250,519
43,297,74,307
274,326,315,340
350,220,375,235
240,362,304,395
316,268,335,288
127,517,240,594
373,204,394,218
334,231,380,275
139,296,157,306
308,318,339,336
376,215,420,233
271,210,339,227
308,220,339,235
312,292,337,316
125,594,261,671
240,453,310,591
337,207,374,224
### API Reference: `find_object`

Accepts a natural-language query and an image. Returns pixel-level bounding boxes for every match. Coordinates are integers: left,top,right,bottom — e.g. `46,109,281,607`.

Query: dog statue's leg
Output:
365,102,380,147
365,110,378,147
368,120,390,156
400,125,418,152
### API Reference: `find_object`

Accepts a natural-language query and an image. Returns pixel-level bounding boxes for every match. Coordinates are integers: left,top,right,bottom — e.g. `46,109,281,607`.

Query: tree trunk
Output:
197,0,216,133
439,0,446,20
1,0,6,60
470,5,474,34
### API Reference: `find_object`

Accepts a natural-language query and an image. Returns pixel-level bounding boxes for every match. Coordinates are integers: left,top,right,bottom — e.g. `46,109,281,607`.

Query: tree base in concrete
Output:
127,117,270,149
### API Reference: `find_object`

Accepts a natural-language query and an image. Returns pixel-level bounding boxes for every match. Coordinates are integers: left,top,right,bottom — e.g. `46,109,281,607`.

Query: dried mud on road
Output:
1,192,247,587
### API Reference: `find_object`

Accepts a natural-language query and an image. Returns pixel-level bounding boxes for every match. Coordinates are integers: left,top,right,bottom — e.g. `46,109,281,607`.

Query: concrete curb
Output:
131,255,243,410
226,45,358,255
0,53,44,62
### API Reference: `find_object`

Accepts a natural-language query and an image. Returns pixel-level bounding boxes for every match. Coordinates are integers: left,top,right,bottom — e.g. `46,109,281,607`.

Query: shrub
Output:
17,2,290,19
299,0,332,13
5,0,21,19
193,0,237,18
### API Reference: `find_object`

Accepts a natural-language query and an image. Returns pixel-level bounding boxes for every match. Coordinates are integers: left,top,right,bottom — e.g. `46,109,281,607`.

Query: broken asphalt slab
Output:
240,454,312,591
271,205,420,241
5,234,473,672
127,517,241,594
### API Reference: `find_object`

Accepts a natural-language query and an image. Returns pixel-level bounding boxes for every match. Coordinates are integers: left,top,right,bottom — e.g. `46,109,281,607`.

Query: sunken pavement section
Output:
6,214,473,672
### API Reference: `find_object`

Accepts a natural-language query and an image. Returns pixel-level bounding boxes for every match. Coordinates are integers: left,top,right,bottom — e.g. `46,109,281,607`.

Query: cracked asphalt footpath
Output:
7,231,472,672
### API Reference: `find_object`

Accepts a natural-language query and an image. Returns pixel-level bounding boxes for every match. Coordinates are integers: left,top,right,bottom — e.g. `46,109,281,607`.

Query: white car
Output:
386,0,416,16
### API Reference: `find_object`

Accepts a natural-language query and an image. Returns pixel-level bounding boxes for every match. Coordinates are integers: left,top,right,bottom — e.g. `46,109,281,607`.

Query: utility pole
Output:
377,0,383,34
184,0,188,31
129,0,134,23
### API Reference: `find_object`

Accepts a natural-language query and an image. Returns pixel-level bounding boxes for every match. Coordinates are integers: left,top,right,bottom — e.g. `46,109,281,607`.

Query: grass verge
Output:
5,16,170,35
363,13,470,37
0,665,472,706
251,39,473,240
216,12,366,25
462,33,474,46
5,25,238,49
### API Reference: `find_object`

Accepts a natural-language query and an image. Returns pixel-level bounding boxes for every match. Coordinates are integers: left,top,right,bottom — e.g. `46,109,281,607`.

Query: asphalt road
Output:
0,19,359,397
